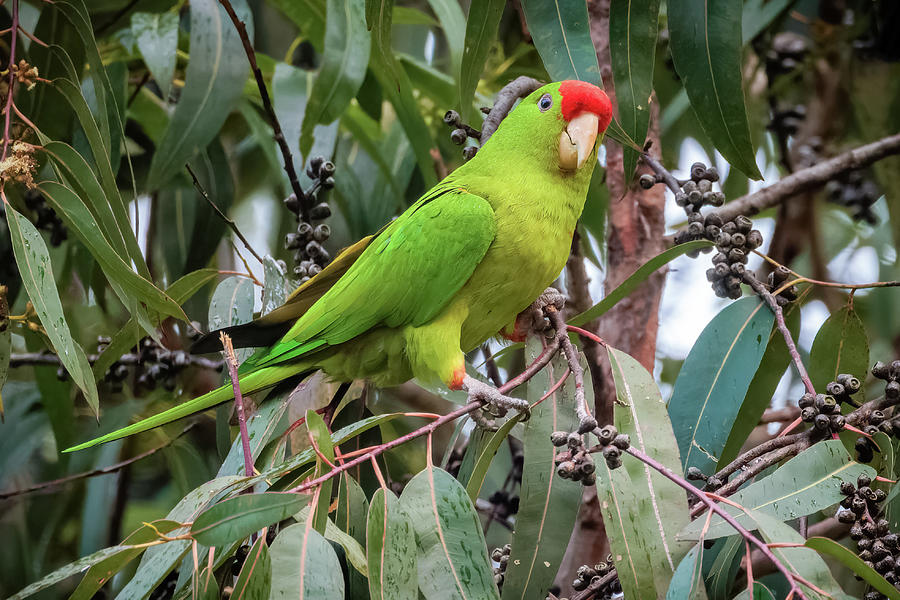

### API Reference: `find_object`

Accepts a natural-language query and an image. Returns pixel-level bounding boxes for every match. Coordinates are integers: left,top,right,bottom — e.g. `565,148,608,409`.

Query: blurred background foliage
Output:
0,0,898,597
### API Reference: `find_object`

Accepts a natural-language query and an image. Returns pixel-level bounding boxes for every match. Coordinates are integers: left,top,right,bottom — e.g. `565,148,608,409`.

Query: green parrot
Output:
65,80,612,452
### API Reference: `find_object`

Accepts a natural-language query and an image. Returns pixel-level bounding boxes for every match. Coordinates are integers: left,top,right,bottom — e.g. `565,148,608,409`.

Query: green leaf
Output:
322,514,369,577
217,389,292,479
270,521,345,599
520,0,602,86
705,536,742,598
131,11,179,97
336,474,371,599
667,0,762,178
208,275,255,364
752,510,850,599
0,326,9,420
366,0,438,188
400,466,499,599
804,536,900,599
5,205,98,415
69,520,182,600
117,476,244,598
231,535,271,600
299,0,370,158
38,181,187,322
425,0,466,80
598,347,693,598
305,409,336,534
808,303,870,392
262,257,289,316
465,413,523,502
9,546,134,600
192,493,308,547
367,488,417,600
568,240,713,326
501,338,582,600
609,0,660,180
679,441,875,540
668,297,774,476
183,138,235,274
666,544,708,599
718,301,801,468
147,0,253,189
270,0,326,50
458,0,504,121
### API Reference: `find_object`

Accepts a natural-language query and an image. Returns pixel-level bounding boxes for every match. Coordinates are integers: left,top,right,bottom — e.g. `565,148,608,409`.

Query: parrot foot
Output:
524,287,568,334
463,375,530,417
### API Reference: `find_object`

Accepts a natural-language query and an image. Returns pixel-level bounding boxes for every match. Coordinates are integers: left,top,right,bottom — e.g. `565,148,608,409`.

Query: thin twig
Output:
624,446,810,600
216,0,310,221
1,0,19,164
0,424,195,500
186,163,263,264
9,351,223,372
547,307,593,429
220,333,254,479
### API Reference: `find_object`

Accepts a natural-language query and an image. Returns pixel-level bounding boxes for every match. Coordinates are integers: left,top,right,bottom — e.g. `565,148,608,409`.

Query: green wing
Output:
247,185,496,368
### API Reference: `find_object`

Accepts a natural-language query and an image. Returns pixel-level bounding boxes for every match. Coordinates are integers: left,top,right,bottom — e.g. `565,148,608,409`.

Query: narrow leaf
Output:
400,466,499,599
147,0,252,189
666,544,708,599
804,536,900,600
598,347,693,598
367,488,417,600
336,473,371,599
668,297,774,476
191,493,308,547
679,441,875,540
425,0,466,81
808,303,869,392
609,0,660,180
5,206,98,415
667,0,762,178
568,240,713,326
520,0,602,86
502,338,581,600
131,12,179,97
719,301,801,468
231,535,271,600
299,0,370,157
305,409,336,534
459,0,505,121
270,521,345,599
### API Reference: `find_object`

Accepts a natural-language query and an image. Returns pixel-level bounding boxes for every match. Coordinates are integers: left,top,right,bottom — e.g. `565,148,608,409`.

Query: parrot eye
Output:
538,93,553,112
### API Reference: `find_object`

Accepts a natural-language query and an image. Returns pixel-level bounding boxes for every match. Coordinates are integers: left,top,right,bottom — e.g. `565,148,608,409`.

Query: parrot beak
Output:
558,111,600,172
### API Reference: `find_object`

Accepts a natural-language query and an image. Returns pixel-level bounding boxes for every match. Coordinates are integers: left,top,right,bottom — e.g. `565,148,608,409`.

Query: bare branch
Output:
220,332,254,478
480,76,542,144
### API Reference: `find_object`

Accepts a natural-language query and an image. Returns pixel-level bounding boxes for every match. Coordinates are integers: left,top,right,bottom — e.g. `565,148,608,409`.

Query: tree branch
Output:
216,0,310,222
718,132,900,222
479,76,542,144
220,332,254,479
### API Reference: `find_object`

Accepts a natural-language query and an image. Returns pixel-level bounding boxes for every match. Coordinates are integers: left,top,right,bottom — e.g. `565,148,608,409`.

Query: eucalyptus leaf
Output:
459,0,504,121
231,535,271,600
131,11,178,97
191,493,308,547
270,521,345,599
367,488,417,600
520,0,602,86
808,303,870,392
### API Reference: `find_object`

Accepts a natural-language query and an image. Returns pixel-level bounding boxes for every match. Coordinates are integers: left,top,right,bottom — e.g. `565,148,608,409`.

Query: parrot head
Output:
474,80,612,176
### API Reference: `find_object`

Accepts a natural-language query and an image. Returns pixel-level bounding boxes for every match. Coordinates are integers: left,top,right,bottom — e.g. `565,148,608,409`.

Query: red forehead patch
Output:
559,80,613,131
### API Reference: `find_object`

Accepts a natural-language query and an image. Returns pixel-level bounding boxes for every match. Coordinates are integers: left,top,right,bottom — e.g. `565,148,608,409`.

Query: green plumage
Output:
66,81,605,452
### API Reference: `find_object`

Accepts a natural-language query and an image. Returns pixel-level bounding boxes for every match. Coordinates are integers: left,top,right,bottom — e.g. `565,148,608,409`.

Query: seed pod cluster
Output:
838,473,900,598
551,430,599,486
566,558,620,596
702,214,763,299
443,110,481,161
825,170,880,224
797,375,860,439
685,466,724,492
594,424,631,471
490,544,511,589
283,156,335,277
863,361,900,449
24,189,67,247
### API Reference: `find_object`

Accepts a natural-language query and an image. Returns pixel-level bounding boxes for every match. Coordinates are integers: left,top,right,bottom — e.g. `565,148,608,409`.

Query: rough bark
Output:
556,0,668,590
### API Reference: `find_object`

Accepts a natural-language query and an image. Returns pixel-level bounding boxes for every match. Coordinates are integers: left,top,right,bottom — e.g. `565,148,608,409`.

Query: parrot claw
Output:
463,375,530,419
526,287,567,333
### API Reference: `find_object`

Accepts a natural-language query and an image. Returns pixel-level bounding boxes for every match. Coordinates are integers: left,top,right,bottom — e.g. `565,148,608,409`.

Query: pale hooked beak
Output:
558,112,600,172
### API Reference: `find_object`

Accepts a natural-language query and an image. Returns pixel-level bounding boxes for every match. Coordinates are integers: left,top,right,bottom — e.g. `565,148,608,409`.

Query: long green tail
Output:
64,362,311,452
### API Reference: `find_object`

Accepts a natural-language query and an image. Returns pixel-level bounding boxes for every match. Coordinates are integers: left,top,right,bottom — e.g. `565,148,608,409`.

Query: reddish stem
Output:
1,0,19,164
220,333,254,478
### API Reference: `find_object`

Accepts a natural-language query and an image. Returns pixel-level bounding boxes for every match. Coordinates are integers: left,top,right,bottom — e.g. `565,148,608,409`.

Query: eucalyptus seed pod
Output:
319,160,335,178
712,252,728,265
675,192,689,207
829,414,845,431
443,110,461,126
602,445,621,460
886,381,900,401
837,373,861,393
840,481,855,495
730,263,746,276
686,466,707,481
714,263,730,277
450,128,468,145
709,192,725,207
688,211,704,223
682,180,698,193
706,167,719,181
870,410,886,425
597,424,617,445
297,222,314,239
705,225,721,239
698,180,713,195
814,413,831,431
310,202,332,219
612,433,630,449
800,406,817,422
322,176,335,190
706,268,718,282
639,174,656,189
309,156,324,173
745,230,763,249
837,509,858,524
858,474,873,488
734,215,753,232
462,146,478,161
730,232,746,248
690,162,707,181
825,381,846,397
705,213,724,227
716,232,732,247
550,431,569,446
798,393,815,408
727,248,747,264
313,224,331,242
721,221,737,235
688,221,704,237
284,193,300,213
285,233,303,250
688,189,702,204
557,461,577,478
567,432,583,448
580,459,596,476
